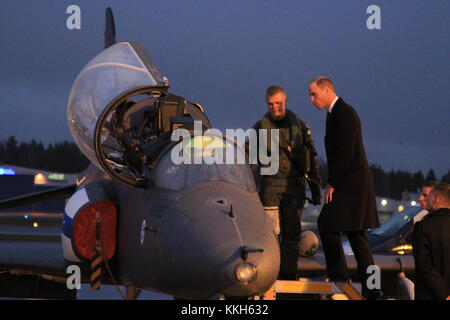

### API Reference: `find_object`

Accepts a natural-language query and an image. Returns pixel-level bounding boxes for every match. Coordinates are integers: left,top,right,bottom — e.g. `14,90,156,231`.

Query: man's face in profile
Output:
309,82,330,110
419,186,432,209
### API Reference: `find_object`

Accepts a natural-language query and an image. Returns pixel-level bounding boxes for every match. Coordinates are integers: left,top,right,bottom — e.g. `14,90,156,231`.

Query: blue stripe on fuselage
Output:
62,212,73,238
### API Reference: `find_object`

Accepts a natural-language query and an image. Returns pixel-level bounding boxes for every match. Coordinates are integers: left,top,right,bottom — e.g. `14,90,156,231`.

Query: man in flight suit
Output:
252,85,322,280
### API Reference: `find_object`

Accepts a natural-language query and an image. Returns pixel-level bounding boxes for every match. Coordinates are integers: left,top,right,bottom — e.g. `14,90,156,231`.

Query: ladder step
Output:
335,282,364,300
264,279,365,300
275,280,333,294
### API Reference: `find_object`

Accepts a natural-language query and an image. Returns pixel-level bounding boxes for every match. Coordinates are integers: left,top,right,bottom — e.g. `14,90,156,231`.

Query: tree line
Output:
1,136,449,199
317,159,449,200
0,136,89,174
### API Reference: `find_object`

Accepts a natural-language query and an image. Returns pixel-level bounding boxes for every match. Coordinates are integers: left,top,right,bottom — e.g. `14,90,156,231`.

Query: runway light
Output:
48,173,65,181
24,214,29,219
381,199,388,206
398,205,405,212
411,201,417,206
392,245,413,255
0,168,16,175
33,222,39,228
34,173,47,185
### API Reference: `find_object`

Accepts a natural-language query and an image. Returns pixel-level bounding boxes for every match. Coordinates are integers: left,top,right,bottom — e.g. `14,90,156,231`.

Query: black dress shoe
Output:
364,289,384,300
279,273,299,280
329,278,351,283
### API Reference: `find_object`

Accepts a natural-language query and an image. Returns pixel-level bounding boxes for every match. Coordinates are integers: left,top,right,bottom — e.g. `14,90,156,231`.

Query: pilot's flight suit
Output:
252,109,321,279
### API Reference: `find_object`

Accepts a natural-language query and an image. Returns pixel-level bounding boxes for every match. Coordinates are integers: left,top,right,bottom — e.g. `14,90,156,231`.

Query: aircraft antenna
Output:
104,7,116,48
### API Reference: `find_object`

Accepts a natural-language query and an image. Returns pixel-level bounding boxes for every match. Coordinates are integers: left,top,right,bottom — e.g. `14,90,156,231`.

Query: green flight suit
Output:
252,109,321,279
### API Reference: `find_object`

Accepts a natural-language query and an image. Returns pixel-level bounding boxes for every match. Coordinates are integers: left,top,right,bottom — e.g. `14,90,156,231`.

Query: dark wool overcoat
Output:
318,98,380,232
413,208,450,300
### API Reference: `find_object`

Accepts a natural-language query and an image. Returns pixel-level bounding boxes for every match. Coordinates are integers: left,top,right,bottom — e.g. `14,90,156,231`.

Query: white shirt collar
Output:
328,96,339,113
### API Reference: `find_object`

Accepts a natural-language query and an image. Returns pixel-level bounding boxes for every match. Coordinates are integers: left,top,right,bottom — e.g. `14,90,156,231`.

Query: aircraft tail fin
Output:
104,7,116,48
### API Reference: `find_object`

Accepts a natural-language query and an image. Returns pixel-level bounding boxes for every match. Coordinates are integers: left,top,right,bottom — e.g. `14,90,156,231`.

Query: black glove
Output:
308,178,322,206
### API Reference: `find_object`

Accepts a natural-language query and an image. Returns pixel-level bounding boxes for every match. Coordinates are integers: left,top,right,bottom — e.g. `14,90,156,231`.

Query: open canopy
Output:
67,42,167,170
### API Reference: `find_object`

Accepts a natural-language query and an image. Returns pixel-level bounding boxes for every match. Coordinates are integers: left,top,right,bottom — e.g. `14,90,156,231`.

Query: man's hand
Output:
325,184,334,204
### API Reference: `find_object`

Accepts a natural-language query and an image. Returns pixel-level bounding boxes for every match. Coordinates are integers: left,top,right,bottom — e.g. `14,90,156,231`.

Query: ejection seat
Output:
94,88,210,187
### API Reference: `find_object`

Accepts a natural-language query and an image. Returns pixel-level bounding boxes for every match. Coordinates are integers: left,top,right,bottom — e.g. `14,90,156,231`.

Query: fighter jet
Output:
0,8,280,299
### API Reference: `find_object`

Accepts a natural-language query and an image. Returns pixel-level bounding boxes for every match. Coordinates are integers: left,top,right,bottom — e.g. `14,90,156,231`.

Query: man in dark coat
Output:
308,77,382,299
412,182,450,300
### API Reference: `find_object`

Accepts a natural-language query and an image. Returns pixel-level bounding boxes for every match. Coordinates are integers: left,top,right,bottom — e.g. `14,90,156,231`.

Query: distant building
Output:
0,164,78,213
401,190,412,201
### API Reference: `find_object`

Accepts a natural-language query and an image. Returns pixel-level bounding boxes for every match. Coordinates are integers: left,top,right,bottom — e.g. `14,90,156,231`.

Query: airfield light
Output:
381,199,388,206
392,244,412,255
34,173,47,185
33,222,39,228
411,201,417,206
234,262,258,284
0,168,16,175
398,205,405,212
48,173,65,181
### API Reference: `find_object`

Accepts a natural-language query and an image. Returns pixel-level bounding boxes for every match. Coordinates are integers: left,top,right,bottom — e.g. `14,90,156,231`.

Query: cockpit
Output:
152,135,257,193
67,41,212,187
93,89,211,186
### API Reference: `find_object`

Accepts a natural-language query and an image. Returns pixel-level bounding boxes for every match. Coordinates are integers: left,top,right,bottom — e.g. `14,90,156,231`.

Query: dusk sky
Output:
0,1,448,177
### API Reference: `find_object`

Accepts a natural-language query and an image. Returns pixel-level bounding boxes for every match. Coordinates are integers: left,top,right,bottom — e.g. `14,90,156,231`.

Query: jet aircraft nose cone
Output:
155,181,280,298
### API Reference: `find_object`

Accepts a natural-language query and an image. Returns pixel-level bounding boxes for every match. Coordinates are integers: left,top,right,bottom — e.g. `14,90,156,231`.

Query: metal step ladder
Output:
262,278,365,300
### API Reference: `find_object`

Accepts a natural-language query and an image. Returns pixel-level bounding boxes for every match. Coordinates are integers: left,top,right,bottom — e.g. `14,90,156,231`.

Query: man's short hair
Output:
423,180,437,188
430,181,450,204
310,77,335,91
266,85,286,98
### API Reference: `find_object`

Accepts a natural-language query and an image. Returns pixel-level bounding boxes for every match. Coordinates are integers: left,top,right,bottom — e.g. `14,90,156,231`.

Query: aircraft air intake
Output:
62,181,117,263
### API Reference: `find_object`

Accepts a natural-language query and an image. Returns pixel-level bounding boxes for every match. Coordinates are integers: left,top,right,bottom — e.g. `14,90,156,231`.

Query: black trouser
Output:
260,180,304,280
319,230,380,298
278,193,303,279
